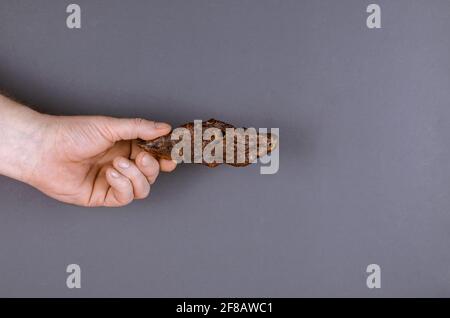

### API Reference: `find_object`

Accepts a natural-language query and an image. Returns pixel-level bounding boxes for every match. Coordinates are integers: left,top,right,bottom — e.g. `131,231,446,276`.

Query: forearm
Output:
0,94,49,183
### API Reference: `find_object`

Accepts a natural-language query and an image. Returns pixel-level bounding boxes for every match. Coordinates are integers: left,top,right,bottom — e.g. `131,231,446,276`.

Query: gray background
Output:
0,0,450,297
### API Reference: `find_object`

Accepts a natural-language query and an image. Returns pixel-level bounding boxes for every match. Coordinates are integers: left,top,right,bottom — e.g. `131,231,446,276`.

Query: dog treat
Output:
137,118,277,167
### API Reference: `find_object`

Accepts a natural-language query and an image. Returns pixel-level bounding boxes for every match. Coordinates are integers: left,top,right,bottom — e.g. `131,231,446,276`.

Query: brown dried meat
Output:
137,118,277,167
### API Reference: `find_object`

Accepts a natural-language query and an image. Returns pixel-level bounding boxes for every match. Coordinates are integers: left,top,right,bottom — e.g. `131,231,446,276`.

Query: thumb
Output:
100,117,171,142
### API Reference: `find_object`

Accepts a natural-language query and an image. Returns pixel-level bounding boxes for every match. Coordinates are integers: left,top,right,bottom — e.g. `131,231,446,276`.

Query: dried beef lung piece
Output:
137,119,277,167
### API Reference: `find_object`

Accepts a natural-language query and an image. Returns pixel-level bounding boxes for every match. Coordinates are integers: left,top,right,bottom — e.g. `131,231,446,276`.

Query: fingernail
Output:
155,122,171,130
142,154,152,166
110,170,120,178
118,159,130,169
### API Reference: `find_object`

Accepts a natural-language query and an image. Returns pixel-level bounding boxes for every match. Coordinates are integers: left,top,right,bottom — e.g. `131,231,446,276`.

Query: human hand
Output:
0,95,176,207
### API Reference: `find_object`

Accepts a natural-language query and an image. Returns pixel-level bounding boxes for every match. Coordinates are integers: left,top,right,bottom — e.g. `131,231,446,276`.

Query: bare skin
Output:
0,94,176,207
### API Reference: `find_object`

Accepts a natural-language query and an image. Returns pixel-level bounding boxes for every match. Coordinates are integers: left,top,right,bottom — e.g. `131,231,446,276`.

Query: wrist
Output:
0,95,52,184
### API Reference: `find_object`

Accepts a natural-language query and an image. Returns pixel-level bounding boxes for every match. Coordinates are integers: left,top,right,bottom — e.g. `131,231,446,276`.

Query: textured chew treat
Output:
137,118,277,167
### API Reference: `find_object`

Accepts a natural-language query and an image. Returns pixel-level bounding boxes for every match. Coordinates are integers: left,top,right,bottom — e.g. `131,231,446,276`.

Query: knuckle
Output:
119,193,134,205
125,196,134,205
115,201,130,207
145,163,160,175
133,117,146,128
87,197,103,207
147,171,159,184
136,185,151,199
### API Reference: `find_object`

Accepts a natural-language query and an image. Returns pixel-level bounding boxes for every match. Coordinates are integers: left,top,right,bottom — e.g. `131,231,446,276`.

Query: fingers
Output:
105,168,134,207
112,157,151,199
91,154,174,207
160,159,177,172
101,117,171,142
135,152,160,184
131,140,177,174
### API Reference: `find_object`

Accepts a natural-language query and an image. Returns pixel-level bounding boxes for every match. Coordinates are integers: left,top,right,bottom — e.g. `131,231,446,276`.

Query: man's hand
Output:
0,94,176,207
